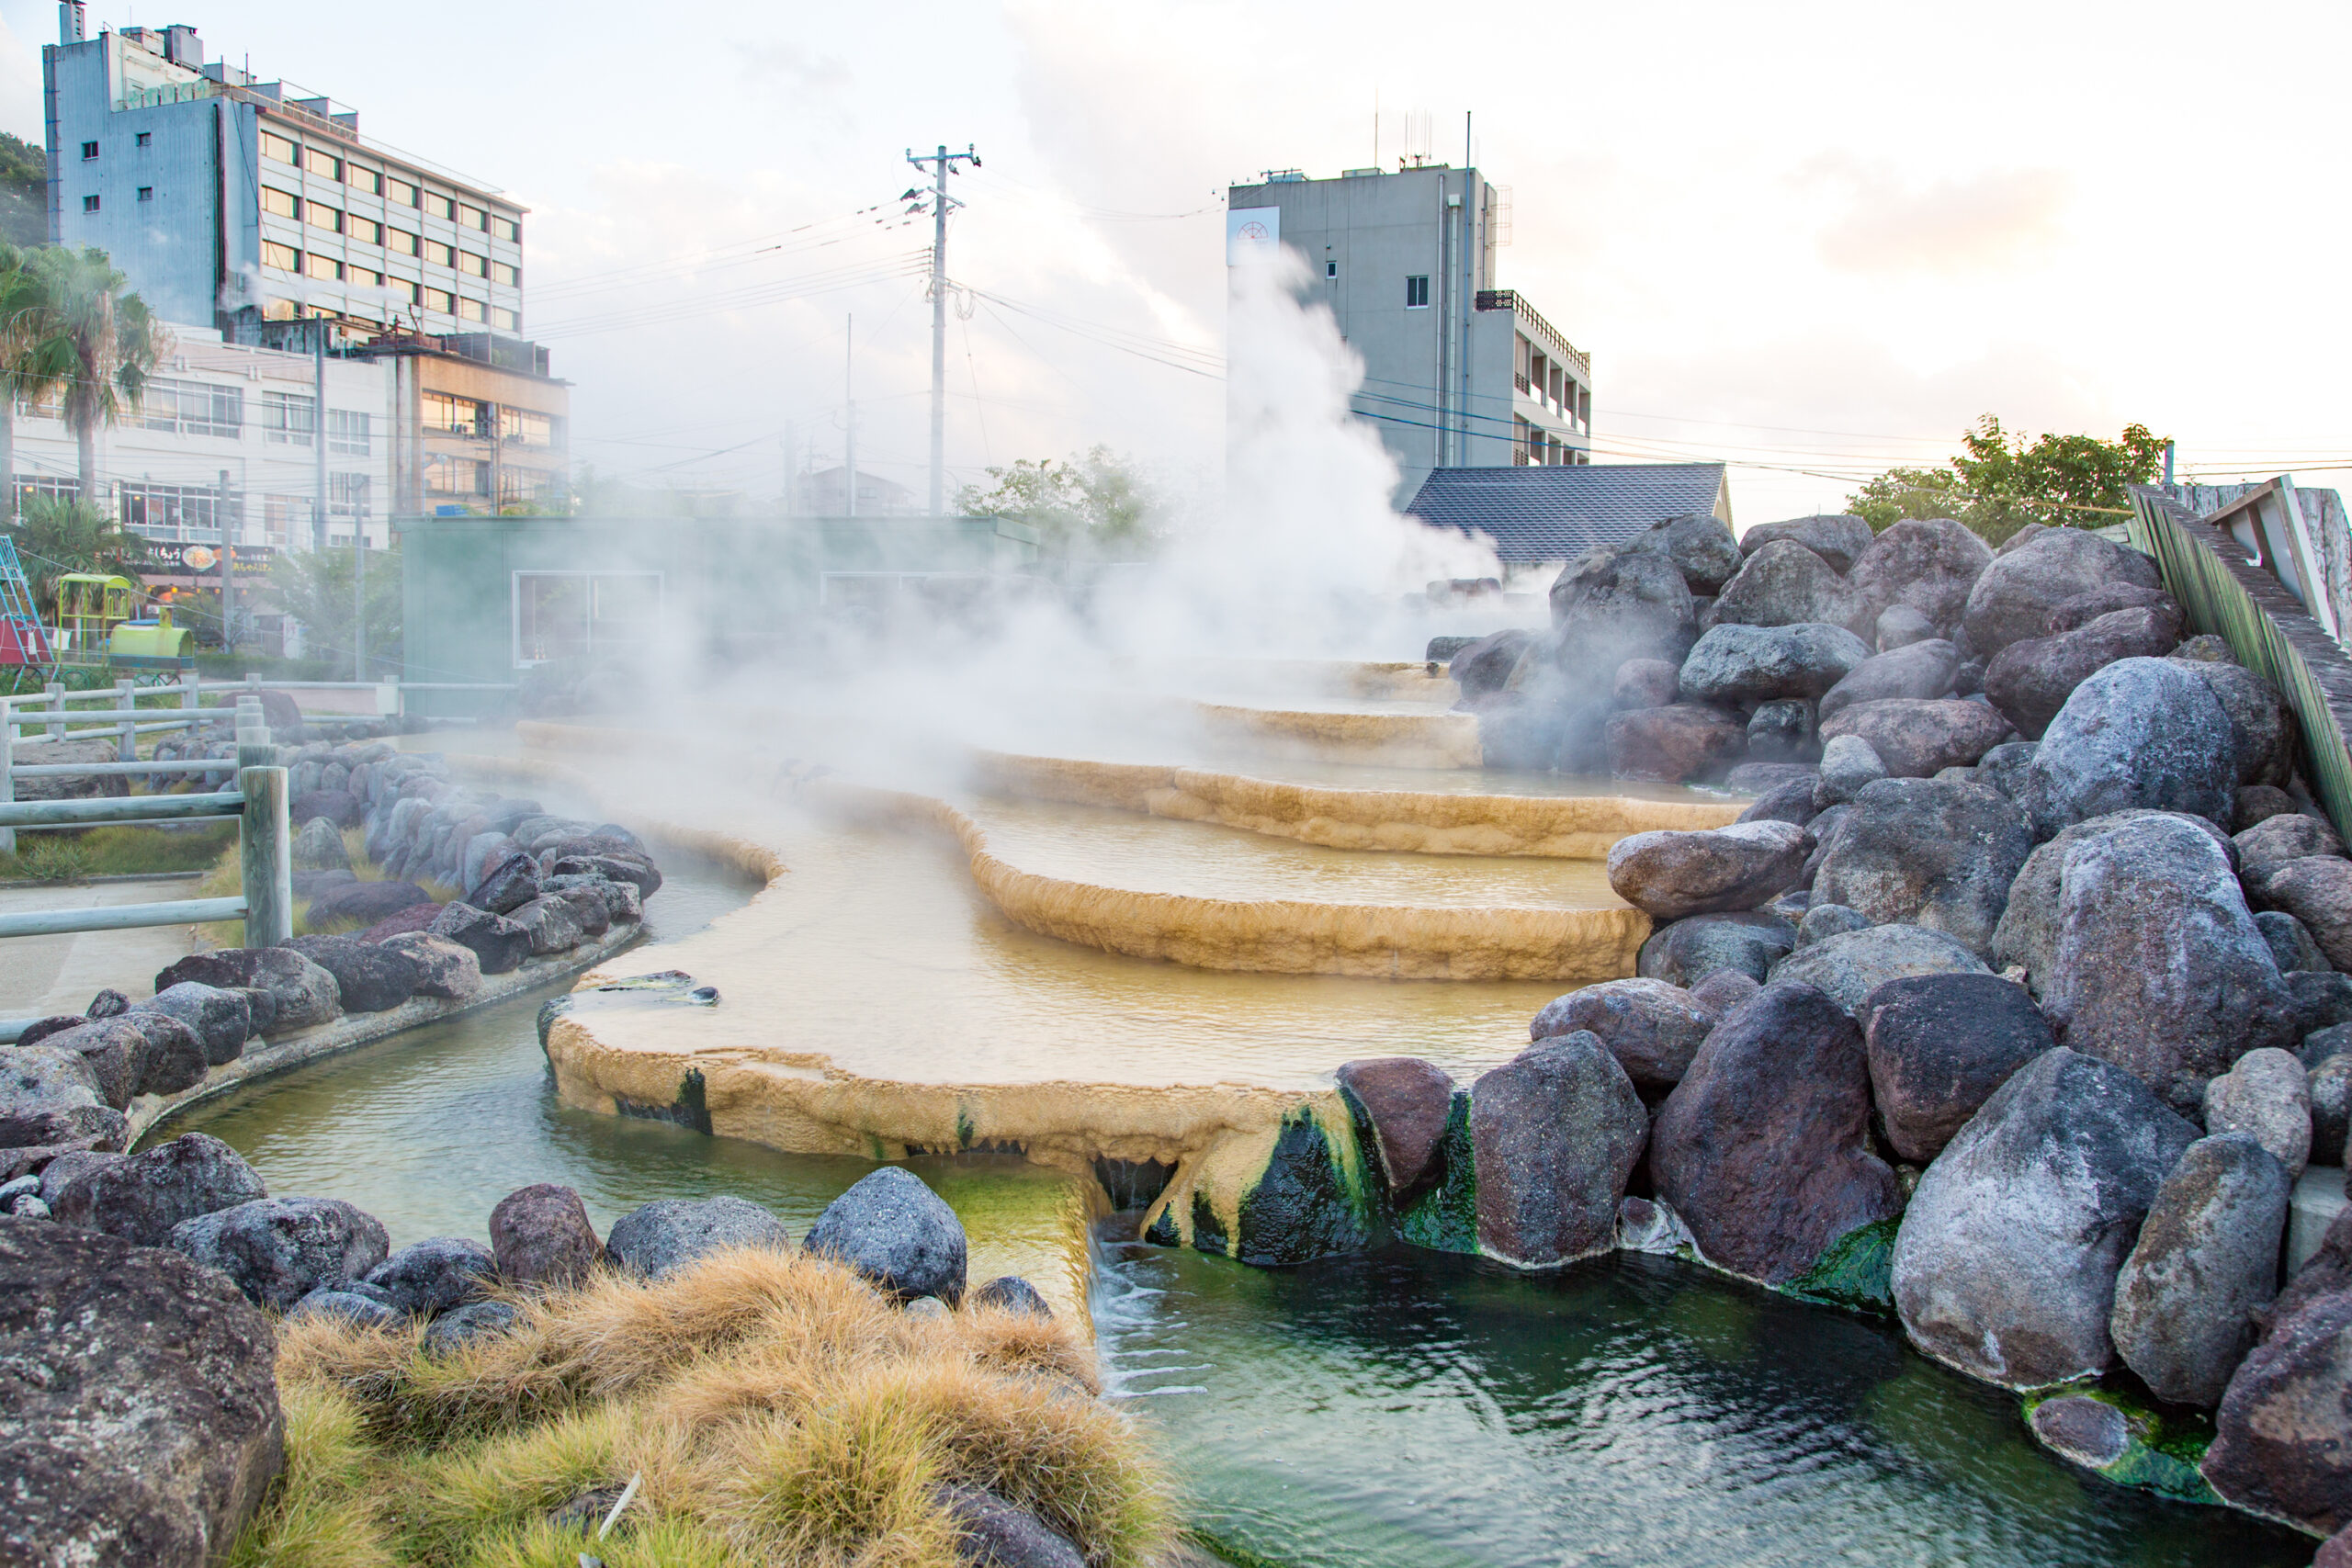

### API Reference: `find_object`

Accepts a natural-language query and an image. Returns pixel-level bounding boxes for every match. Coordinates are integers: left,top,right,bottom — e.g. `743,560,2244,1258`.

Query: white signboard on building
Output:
1227,206,1281,266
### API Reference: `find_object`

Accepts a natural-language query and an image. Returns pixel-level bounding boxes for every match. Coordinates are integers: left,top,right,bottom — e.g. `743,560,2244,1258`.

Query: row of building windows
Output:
263,186,521,284
128,378,372,452
255,128,519,242
32,477,379,547
256,242,519,329
421,391,560,447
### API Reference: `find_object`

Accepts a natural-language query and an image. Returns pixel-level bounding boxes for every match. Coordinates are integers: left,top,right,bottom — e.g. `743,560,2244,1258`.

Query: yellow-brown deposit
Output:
1193,699,1484,769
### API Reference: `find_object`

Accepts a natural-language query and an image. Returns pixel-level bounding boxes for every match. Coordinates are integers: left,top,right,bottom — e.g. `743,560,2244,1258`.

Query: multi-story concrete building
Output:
43,15,525,339
357,331,569,515
1227,164,1592,507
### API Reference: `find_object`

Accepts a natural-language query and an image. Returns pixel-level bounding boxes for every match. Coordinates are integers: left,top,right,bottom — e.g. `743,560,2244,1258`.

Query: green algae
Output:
1231,1103,1381,1265
1785,1213,1900,1314
2020,1382,2222,1506
1393,1090,1479,1255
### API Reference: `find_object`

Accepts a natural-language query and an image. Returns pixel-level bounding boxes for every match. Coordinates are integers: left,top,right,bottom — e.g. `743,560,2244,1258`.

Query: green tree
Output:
957,446,1159,564
0,134,44,249
5,492,153,615
1845,416,2168,546
266,541,401,679
29,246,166,503
0,241,56,523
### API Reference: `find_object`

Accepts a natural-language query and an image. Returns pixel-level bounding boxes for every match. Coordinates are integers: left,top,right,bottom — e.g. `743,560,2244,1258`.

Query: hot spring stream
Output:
154,845,2308,1566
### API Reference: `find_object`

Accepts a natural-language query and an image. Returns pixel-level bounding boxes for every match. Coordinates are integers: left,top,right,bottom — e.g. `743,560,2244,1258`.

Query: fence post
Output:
113,677,134,763
179,670,199,716
42,679,61,741
0,709,15,858
235,698,272,773
237,763,291,947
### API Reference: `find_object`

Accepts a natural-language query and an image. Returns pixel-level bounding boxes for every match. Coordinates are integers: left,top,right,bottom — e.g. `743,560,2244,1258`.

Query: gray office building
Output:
1227,164,1592,507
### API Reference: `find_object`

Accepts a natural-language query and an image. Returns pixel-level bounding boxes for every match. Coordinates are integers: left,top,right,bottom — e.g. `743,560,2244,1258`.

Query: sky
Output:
0,0,2346,525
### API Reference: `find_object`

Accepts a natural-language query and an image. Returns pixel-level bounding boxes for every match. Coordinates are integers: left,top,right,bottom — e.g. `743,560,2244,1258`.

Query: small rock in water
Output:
1470,1033,1649,1269
1615,1195,1695,1257
967,1275,1053,1318
1334,1057,1455,1203
2030,1395,2129,1470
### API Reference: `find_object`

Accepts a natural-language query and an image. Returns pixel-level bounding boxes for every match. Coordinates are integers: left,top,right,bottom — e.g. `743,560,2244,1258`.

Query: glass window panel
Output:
423,239,454,268
348,216,381,245
348,167,381,196
491,214,519,242
306,203,342,232
302,253,342,280
386,229,418,255
303,147,341,180
420,287,454,315
423,191,454,220
259,130,297,164
327,410,370,456
456,297,486,322
261,390,316,446
260,240,300,273
492,307,520,331
386,176,418,207
458,251,487,277
261,186,300,219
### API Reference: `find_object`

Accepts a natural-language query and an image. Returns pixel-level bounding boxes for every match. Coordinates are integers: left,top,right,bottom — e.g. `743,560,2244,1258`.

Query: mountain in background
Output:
0,134,47,247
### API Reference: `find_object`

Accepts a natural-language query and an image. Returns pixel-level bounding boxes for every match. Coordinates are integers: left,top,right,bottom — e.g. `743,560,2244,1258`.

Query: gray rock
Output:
1449,629,1537,701
1688,968,1761,1020
2205,1048,2312,1181
2032,1396,2130,1470
1961,528,2162,657
2037,811,2297,1113
903,1294,951,1323
290,815,350,873
377,932,482,1000
2109,1133,2290,1407
1470,1032,1650,1269
281,935,419,1013
1335,1057,1456,1202
1605,820,1812,920
1810,777,2032,958
1845,517,1995,641
1891,1047,2199,1388
2313,1054,2352,1168
422,1298,521,1356
2239,812,2346,882
44,1133,266,1248
505,894,584,956
2046,581,2178,637
1974,739,2039,801
84,987,129,1019
1548,546,1697,668
0,1045,125,1151
1795,902,1872,949
489,1183,602,1290
1862,973,2053,1163
1734,776,1820,828
1710,539,1850,628
1739,513,1874,574
170,1196,390,1312
804,1167,968,1303
427,901,532,976
1615,1194,1699,1256
2235,784,2300,833
1817,639,1962,723
1649,981,1900,1285
1529,977,1715,1093
2190,660,2291,787
934,1483,1087,1568
1982,607,2182,740
1745,698,1815,763
365,1235,495,1315
2018,657,2241,838
135,982,251,1067
1623,512,1744,595
1677,622,1871,705
1768,923,1989,1015
2258,910,2332,974
2202,1283,2352,1532
967,1276,1054,1318
154,947,340,1032
549,884,612,939
1816,697,2013,779
0,1216,283,1568
1814,733,1887,807
1603,703,1747,784
1992,809,2238,988
1611,657,1680,710
465,849,542,916
2260,858,2352,974
1876,604,1936,651
605,1195,793,1280
1636,910,1797,988
289,1286,401,1328
26,1019,146,1110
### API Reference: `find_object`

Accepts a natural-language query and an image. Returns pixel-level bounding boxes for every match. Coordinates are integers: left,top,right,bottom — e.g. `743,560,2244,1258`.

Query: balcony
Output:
1477,290,1590,381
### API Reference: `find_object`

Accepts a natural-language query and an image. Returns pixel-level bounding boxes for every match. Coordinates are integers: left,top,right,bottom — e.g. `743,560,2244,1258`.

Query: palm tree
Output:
0,243,60,524
7,491,154,615
28,246,165,506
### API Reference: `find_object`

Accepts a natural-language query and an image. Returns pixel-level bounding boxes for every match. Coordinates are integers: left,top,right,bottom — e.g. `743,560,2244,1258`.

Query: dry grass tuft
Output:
240,1247,1170,1568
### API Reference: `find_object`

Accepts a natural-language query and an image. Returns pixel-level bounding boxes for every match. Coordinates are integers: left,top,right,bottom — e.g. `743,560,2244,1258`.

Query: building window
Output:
514,572,662,667
327,409,370,456
306,202,342,233
424,455,487,496
347,166,381,196
499,406,555,447
422,191,454,220
458,251,487,277
81,195,99,213
348,216,381,246
491,214,519,243
262,186,300,219
139,378,243,439
261,240,300,273
260,390,316,446
1405,275,1430,308
303,146,341,180
120,484,227,545
137,186,153,202
303,253,342,281
260,130,297,164
386,175,418,208
422,238,454,268
491,260,518,287
345,264,381,289
1326,260,1338,278
79,141,97,161
328,471,370,520
456,297,486,322
385,229,418,256
135,132,151,148
492,307,520,331
458,203,486,231
385,277,419,305
420,286,455,315
422,391,487,437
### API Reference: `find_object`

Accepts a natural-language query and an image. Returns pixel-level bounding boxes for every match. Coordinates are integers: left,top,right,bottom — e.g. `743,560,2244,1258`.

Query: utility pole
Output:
216,468,234,656
905,142,979,516
311,321,327,553
843,316,855,519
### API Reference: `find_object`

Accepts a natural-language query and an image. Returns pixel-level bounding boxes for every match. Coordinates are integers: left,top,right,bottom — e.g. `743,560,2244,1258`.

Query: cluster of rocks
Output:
0,1148,1050,1566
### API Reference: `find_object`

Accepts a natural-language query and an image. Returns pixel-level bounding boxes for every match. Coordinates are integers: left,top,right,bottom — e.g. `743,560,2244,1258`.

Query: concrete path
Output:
0,879,199,1018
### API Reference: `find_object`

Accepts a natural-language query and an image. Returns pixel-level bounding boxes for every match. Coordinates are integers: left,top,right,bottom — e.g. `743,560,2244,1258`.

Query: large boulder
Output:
44,1133,265,1247
153,947,340,1032
1844,517,1994,640
605,1195,794,1280
135,983,251,1067
2035,811,2296,1113
465,849,543,916
1815,639,1962,723
1469,1032,1649,1268
27,1019,147,1110
1890,1048,2198,1388
290,814,350,872
114,1012,209,1095
1991,809,2235,986
2238,811,2347,887
0,1217,282,1568
2045,580,2177,637
2194,660,2292,788
280,935,420,1013
1738,513,1874,574
1815,698,2012,778
364,1235,494,1315
2258,857,2352,972
2204,1047,2312,1181
1981,607,2182,740
2016,657,2241,838
1605,820,1811,920
2203,1288,2352,1532
1767,923,1988,1015
1648,981,1900,1285
545,851,662,900
1744,698,1815,763
1960,528,2162,657
1623,512,1743,595
1735,775,1821,829
488,1183,603,1290
427,901,532,976
0,1046,125,1150
1603,703,1747,783
2109,1134,2290,1407
506,894,585,956
1529,978,1715,1092
803,1167,967,1303
305,878,433,931
1809,777,2031,957
170,1196,390,1312
1548,546,1696,667
1611,657,1680,711
1635,910,1797,988
1334,1057,1455,1203
1709,539,1850,628
1861,973,2054,1163
378,933,482,1000
1676,622,1871,705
